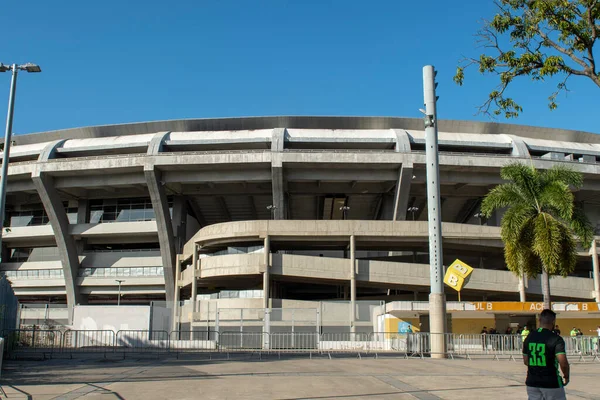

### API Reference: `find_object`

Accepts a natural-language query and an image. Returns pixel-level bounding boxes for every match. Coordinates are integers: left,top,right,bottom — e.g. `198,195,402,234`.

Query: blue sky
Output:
1,0,598,135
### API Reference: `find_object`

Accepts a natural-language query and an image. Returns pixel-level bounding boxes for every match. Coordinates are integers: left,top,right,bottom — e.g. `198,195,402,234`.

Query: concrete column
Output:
590,240,600,302
271,128,286,220
172,255,182,332
518,273,527,302
172,195,187,253
392,163,413,221
263,236,270,309
146,132,176,306
191,245,198,312
350,235,356,334
76,200,89,224
33,141,81,321
145,166,176,305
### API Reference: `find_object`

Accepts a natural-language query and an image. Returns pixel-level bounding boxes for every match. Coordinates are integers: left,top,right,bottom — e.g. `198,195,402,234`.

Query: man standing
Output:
523,309,569,400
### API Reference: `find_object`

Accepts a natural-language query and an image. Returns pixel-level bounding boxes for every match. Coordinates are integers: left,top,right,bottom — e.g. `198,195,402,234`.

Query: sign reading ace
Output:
443,259,474,292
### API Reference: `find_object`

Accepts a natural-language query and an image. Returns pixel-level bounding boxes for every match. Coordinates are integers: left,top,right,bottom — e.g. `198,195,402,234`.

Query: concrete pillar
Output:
392,163,413,221
146,132,176,306
350,235,356,334
33,140,81,321
591,240,600,302
191,245,198,312
271,129,286,220
76,200,89,224
263,236,270,309
172,255,182,332
145,166,176,305
519,273,527,302
429,293,447,358
172,195,187,253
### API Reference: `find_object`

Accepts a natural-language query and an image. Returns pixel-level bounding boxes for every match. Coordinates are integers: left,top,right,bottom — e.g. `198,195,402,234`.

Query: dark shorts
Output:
526,386,566,400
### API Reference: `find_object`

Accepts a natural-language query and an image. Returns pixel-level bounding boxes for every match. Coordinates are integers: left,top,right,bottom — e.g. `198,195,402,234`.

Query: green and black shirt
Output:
522,328,566,388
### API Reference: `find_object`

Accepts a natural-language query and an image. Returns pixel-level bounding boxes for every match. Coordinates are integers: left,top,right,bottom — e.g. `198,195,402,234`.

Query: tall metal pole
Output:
423,65,447,358
0,65,19,260
115,280,123,306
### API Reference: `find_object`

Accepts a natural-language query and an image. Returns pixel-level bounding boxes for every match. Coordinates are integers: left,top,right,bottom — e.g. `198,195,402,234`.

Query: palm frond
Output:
481,183,527,217
556,223,578,277
500,163,540,203
541,165,584,189
538,180,573,220
531,213,562,275
570,204,595,249
500,204,535,243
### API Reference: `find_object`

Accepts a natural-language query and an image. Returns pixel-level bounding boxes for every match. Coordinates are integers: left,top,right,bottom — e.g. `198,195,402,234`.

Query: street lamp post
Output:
407,206,419,221
422,65,447,358
266,205,277,220
115,279,124,306
473,212,485,226
340,206,350,220
0,63,42,261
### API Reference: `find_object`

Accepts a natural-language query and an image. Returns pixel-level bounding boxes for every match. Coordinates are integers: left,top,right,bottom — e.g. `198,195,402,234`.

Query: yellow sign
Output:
443,259,474,292
469,302,600,313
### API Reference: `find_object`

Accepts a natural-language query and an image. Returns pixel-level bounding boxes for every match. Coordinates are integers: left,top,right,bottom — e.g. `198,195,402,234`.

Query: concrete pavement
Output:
1,356,598,400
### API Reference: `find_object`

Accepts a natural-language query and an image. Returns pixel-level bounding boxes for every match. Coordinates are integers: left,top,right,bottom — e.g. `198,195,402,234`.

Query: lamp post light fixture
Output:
115,279,125,306
473,212,485,226
407,206,419,221
0,62,42,261
266,205,277,220
340,205,350,220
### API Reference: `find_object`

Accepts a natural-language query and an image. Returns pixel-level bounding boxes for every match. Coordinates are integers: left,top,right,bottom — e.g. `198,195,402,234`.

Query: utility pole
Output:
0,63,42,260
422,65,447,358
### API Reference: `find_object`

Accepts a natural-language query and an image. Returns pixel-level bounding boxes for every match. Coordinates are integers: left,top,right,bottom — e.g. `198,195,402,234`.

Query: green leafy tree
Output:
454,0,599,118
480,162,593,308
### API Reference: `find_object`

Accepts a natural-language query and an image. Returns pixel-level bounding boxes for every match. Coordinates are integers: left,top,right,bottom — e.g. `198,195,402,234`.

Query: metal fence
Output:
2,330,598,361
0,277,18,332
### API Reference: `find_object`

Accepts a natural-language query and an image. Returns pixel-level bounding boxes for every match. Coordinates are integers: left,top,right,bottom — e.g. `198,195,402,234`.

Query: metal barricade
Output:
269,332,319,353
218,331,267,352
115,330,169,355
406,333,430,358
1,329,63,358
369,332,408,356
169,330,218,353
62,330,116,355
565,336,600,361
319,333,371,357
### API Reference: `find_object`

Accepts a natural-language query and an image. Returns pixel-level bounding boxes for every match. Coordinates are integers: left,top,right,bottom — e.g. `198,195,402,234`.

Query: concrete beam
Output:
217,196,232,221
503,135,530,157
456,198,482,223
187,197,207,227
271,129,286,220
271,128,286,152
392,163,413,221
148,131,171,154
286,169,398,182
32,140,82,317
393,129,411,153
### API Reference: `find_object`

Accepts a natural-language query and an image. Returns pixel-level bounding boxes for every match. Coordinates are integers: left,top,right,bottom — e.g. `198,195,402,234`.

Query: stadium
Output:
1,116,599,334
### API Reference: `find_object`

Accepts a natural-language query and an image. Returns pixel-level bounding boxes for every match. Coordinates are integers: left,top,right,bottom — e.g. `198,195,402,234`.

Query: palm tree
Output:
480,162,593,309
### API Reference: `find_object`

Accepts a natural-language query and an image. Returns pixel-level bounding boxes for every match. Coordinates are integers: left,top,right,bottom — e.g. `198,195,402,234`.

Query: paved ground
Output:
1,355,599,400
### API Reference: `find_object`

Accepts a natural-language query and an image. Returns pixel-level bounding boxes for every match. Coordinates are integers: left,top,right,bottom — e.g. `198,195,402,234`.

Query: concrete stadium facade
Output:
2,116,600,327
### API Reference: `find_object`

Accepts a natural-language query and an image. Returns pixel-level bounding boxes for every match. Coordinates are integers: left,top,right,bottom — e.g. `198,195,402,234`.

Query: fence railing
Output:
1,330,598,361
